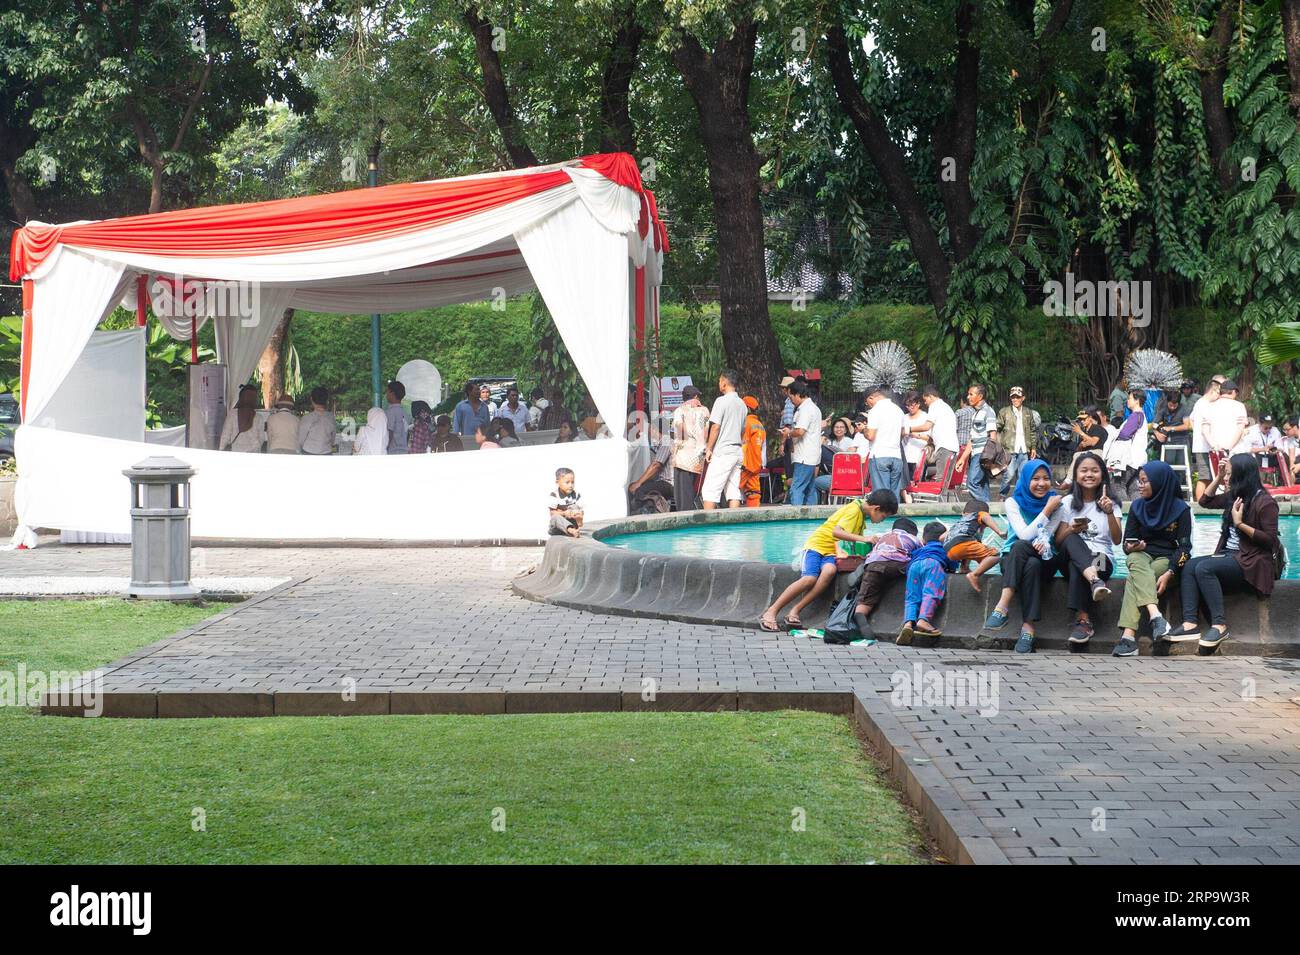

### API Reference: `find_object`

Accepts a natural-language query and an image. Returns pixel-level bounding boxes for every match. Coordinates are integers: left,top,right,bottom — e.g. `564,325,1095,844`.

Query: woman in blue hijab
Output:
983,459,1064,652
1113,460,1192,657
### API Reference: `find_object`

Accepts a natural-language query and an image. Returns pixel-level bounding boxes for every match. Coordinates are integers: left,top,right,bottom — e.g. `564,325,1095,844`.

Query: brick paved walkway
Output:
5,541,1300,864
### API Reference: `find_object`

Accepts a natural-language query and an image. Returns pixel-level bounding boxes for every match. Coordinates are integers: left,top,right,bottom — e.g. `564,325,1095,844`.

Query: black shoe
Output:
1112,637,1139,657
1167,623,1202,642
1068,621,1094,645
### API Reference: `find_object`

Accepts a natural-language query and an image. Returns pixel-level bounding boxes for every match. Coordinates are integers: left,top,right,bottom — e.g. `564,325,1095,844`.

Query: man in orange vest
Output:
740,395,767,508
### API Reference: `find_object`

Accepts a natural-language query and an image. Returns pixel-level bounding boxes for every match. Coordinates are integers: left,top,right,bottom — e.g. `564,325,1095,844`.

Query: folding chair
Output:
909,452,956,502
826,453,866,504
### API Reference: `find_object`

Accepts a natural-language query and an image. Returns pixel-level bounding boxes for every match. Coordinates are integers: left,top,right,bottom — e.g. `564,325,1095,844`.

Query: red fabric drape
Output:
10,153,665,281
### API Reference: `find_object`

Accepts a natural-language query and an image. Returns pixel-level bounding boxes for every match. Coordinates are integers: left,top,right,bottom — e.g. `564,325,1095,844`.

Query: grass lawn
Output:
0,599,927,864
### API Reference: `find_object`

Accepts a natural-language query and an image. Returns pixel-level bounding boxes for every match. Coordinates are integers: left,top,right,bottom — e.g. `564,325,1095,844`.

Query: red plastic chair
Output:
909,452,956,502
947,456,967,500
827,453,866,504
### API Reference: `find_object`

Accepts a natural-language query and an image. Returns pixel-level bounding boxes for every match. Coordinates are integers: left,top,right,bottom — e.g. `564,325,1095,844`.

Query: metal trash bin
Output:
123,456,199,600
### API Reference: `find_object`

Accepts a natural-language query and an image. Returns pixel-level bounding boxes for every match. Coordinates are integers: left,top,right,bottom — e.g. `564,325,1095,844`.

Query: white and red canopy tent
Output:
8,152,665,542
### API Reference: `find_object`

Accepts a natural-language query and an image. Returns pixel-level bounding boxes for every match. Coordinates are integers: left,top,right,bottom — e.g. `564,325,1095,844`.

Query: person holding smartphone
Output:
1051,451,1123,649
1168,454,1280,652
1113,460,1192,657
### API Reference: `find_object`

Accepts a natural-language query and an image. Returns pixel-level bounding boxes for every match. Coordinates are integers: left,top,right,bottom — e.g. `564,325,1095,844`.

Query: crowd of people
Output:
569,369,1286,657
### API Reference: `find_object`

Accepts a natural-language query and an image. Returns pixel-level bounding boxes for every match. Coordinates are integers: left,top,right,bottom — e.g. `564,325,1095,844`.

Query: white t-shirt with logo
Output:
1058,495,1117,562
792,399,823,466
866,398,905,460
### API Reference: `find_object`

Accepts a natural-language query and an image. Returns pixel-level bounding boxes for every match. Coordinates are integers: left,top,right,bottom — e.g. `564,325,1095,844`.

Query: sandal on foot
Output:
758,616,781,632
897,622,915,646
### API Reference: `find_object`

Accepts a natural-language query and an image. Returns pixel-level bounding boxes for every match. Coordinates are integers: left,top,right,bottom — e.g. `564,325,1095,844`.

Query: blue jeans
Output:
967,452,990,503
869,456,906,500
814,474,832,500
1000,452,1029,495
789,463,817,506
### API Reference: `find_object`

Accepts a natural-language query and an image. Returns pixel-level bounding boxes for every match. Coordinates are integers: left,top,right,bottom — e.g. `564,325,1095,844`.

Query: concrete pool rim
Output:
513,503,1300,657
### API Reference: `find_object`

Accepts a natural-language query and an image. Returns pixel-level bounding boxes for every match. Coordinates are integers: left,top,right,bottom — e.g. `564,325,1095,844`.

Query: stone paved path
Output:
5,541,1300,864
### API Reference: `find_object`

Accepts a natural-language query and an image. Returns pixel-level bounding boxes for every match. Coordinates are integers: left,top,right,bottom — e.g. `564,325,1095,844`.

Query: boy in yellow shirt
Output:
759,489,899,631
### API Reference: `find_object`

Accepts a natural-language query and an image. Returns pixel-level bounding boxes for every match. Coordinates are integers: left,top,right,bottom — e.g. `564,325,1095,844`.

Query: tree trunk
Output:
0,158,36,224
673,23,786,427
464,7,540,167
258,309,293,406
933,1,980,263
825,23,950,313
599,3,643,154
1200,0,1237,190
1284,0,1300,128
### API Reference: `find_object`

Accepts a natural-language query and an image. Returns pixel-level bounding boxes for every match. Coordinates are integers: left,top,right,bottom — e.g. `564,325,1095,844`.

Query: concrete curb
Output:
40,683,989,864
515,509,1300,658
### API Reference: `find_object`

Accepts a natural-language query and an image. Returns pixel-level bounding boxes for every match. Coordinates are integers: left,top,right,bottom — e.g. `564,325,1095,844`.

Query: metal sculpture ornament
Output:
851,341,918,394
1125,349,1183,390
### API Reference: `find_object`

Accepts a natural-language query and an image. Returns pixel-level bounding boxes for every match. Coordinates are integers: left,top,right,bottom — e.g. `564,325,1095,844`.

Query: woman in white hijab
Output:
353,407,389,455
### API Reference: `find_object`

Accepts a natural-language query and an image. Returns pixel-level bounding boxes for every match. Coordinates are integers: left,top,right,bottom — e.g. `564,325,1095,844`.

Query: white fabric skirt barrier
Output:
14,425,627,541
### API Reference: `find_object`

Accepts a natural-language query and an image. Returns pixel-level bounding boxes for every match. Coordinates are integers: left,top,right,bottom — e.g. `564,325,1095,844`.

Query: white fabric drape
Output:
24,250,128,426
287,267,536,314
514,199,630,436
211,286,296,408
40,327,145,442
13,424,628,541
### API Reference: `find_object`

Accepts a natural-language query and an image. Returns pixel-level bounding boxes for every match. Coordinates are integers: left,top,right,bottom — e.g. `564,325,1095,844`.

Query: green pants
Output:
1119,551,1170,630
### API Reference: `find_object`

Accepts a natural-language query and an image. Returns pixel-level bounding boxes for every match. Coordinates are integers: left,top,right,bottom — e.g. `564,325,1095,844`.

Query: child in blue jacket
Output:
898,521,957,645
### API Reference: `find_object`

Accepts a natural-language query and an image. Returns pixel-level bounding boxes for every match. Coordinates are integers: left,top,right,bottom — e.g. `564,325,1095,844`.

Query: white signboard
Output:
659,375,693,411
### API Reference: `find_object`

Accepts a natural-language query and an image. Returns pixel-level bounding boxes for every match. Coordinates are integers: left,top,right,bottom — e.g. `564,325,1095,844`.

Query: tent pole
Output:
369,144,382,407
136,274,147,327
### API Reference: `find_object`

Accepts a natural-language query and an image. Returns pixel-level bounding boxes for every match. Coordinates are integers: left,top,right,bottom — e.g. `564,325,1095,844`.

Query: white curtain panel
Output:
23,250,130,426
212,286,296,408
39,326,145,442
514,198,631,435
14,424,628,541
287,266,537,314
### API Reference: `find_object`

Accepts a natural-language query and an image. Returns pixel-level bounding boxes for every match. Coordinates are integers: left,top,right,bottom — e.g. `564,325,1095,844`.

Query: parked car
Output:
0,393,18,461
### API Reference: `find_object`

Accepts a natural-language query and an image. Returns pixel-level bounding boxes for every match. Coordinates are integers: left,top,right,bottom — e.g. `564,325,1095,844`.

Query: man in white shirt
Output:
495,386,531,434
297,387,336,455
700,369,748,509
1246,413,1282,477
1282,418,1300,482
865,386,907,498
1203,378,1249,461
780,379,822,506
920,385,959,488
1189,376,1223,496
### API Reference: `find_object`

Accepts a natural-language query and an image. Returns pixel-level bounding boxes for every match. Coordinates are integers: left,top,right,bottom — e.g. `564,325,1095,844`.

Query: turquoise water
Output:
604,515,1300,579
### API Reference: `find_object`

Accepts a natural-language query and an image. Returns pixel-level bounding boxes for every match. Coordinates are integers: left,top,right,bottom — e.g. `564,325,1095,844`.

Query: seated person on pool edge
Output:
1168,453,1280,651
1113,460,1192,658
759,489,900,632
853,516,922,641
898,521,956,645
